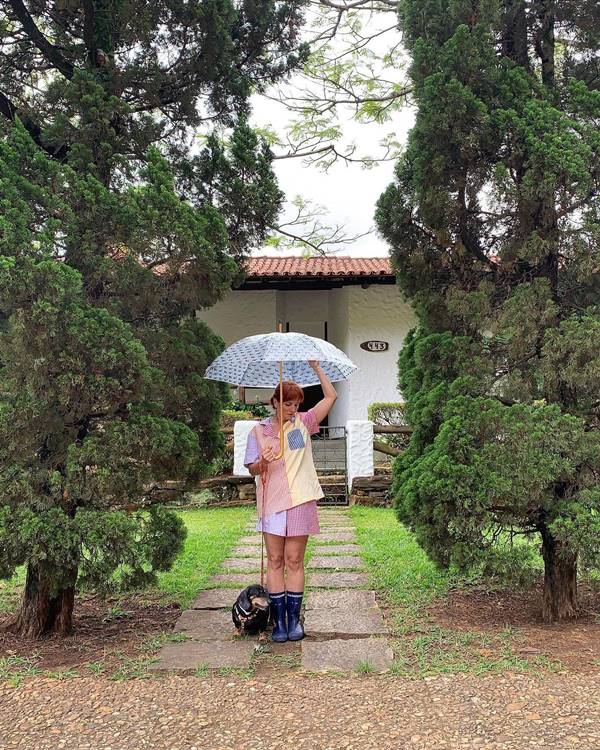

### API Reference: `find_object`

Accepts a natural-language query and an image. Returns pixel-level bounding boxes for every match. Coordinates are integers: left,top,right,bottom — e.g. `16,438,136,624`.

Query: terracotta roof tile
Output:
245,256,392,278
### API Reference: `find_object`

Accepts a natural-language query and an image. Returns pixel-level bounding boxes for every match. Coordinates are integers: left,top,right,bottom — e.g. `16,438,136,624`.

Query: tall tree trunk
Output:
503,0,529,68
8,563,76,638
534,0,555,88
539,524,578,623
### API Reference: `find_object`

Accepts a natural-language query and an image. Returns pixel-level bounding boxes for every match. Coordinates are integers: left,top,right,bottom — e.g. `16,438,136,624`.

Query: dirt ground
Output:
1,672,600,750
1,581,599,676
2,586,600,750
426,582,600,672
0,594,182,673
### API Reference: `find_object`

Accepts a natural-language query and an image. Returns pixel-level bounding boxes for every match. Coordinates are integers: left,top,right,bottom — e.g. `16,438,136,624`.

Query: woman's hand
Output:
262,445,277,463
308,360,321,371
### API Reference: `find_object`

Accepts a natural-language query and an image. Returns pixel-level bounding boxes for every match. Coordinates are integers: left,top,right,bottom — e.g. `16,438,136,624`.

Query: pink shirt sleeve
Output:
244,428,260,466
298,408,320,436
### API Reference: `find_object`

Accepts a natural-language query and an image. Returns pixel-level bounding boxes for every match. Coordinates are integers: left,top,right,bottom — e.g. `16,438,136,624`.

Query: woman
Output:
244,360,337,642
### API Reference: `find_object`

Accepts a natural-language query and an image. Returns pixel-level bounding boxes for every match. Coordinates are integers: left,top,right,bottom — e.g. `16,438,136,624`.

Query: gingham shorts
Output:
256,500,320,537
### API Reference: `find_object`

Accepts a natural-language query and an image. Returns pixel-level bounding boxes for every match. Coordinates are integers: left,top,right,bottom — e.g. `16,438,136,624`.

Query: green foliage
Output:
367,402,408,426
0,507,254,618
0,504,186,595
0,0,307,633
225,399,271,419
368,401,410,451
221,409,254,431
377,0,600,617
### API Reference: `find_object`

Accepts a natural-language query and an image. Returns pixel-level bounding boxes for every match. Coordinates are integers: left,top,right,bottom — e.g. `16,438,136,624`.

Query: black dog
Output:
232,585,270,639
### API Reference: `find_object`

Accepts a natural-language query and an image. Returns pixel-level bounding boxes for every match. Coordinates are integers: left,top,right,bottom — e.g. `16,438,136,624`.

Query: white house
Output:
197,256,417,427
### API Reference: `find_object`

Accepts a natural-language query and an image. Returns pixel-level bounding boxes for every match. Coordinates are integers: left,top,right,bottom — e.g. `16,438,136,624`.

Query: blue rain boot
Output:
269,592,288,643
286,591,305,641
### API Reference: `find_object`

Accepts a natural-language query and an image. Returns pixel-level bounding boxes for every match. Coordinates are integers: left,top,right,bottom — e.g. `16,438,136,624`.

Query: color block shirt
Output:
244,409,324,517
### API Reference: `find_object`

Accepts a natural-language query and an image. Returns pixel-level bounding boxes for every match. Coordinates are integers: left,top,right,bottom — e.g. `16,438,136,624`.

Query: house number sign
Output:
360,340,389,352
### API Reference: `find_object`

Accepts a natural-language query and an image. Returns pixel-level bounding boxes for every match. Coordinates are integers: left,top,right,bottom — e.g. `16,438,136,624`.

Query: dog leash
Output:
260,471,266,588
257,379,283,590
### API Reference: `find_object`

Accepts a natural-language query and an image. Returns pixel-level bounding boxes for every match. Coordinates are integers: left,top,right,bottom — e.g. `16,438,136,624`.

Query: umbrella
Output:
203,331,357,388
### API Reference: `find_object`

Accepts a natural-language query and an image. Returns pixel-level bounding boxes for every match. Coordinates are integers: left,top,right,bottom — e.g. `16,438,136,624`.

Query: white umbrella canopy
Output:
204,332,357,388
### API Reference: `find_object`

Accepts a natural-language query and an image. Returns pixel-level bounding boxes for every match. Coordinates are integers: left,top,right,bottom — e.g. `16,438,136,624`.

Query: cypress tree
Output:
376,0,600,621
0,0,306,636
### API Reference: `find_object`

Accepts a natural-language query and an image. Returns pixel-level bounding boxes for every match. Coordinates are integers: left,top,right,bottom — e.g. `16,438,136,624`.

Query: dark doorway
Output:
302,384,327,427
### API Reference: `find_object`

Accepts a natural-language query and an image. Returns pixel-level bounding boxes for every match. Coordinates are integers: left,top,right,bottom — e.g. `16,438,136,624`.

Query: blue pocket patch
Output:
287,428,305,451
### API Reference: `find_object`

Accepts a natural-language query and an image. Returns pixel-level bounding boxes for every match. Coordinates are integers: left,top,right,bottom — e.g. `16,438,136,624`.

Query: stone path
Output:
151,509,394,674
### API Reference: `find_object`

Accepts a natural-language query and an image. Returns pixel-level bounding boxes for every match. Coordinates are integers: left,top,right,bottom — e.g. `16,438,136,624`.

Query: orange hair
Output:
270,380,304,407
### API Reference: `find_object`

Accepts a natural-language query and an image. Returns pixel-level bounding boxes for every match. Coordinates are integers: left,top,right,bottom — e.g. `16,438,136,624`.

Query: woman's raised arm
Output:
308,360,337,424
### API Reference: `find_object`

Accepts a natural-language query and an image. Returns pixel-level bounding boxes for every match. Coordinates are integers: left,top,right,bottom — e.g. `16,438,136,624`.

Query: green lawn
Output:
155,507,253,607
0,569,25,615
349,505,449,621
349,506,560,676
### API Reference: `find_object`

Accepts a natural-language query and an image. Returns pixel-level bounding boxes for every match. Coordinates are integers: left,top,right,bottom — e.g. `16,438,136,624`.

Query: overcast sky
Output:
251,100,415,258
250,17,415,259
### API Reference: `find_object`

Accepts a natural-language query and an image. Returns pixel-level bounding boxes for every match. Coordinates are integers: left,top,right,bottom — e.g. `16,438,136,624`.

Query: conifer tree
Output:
0,0,306,636
376,0,600,621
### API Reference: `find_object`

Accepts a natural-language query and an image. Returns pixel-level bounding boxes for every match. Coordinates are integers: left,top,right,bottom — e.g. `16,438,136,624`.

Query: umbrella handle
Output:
260,352,284,586
273,360,284,460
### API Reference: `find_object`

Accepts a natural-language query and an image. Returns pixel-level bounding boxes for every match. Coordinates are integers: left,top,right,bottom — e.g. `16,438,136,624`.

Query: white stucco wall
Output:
344,285,417,420
280,290,329,338
197,290,277,405
197,290,277,344
327,287,350,427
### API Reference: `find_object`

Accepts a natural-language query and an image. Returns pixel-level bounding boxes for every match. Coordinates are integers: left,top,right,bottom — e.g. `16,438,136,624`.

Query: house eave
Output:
235,274,396,291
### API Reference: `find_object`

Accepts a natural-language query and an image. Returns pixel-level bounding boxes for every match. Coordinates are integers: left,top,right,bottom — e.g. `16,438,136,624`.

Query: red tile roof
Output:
246,256,393,278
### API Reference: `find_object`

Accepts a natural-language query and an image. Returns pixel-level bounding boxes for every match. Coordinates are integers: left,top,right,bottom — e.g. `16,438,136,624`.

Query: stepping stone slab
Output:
306,590,377,610
150,640,254,671
192,589,237,609
173,609,232,639
319,515,350,520
304,607,387,636
301,638,393,672
317,533,356,543
222,558,262,571
308,556,364,570
319,519,354,533
238,536,262,545
209,573,263,588
308,572,369,588
231,546,263,557
311,545,361,555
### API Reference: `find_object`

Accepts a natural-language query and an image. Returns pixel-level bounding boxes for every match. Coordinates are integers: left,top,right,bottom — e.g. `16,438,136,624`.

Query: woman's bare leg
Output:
283,535,309,591
263,533,286,592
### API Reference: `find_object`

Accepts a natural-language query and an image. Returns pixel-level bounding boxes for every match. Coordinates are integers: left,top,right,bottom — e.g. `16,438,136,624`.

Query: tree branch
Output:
457,182,497,266
8,0,75,80
0,90,68,160
316,0,399,10
268,220,371,255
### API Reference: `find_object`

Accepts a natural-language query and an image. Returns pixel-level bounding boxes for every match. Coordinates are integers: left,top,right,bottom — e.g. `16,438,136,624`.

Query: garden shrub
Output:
221,409,253,430
368,402,411,452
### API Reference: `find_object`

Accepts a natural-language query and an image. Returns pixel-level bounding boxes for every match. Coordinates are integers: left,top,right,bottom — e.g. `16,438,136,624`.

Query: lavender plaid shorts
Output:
256,500,320,537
